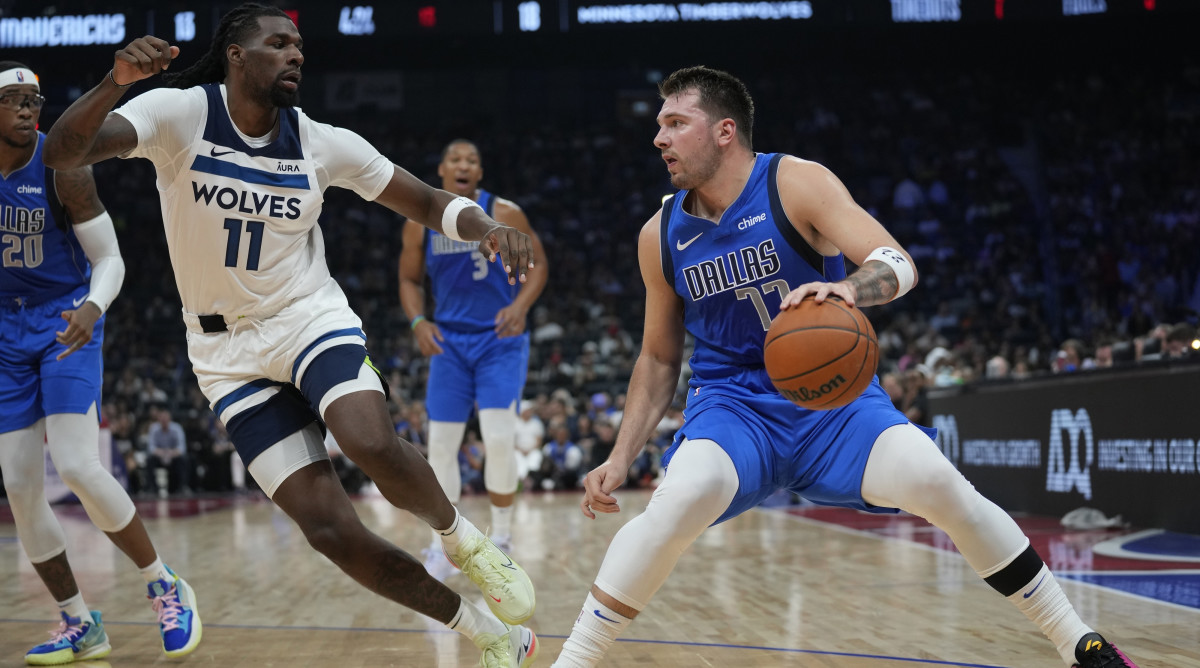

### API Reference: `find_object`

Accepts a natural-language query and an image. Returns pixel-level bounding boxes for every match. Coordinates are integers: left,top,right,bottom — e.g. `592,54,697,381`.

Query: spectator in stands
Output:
535,420,582,491
589,418,618,470
514,400,545,486
985,355,1011,379
1053,339,1087,373
145,407,189,496
1147,323,1198,361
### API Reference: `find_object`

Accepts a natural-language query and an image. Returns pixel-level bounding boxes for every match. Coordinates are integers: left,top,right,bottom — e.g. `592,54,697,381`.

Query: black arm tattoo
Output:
845,261,900,307
54,166,106,222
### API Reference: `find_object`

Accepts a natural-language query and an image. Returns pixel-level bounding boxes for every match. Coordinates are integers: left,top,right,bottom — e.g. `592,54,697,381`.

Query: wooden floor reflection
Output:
2,490,1198,667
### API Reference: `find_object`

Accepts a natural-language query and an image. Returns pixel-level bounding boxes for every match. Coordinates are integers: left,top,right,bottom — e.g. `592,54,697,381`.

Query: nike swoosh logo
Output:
676,232,703,251
593,609,618,623
210,147,236,157
72,295,87,307
491,595,502,603
1023,574,1047,599
500,555,517,571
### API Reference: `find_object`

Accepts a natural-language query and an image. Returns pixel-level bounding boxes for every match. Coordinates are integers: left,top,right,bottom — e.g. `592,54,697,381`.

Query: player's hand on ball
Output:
781,281,858,309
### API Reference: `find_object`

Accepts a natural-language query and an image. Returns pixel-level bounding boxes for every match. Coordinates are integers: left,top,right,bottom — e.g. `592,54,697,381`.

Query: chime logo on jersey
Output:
682,238,780,301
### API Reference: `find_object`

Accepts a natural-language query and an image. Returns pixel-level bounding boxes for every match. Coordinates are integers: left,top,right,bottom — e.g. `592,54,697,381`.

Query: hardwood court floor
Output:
2,490,1198,667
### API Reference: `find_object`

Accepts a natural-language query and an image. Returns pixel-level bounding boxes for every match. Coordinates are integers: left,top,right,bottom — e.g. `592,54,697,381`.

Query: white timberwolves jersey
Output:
115,83,392,318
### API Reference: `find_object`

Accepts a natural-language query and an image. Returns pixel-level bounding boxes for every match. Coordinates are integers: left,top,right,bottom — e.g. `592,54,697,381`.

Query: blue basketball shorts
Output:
425,329,529,422
0,285,103,433
664,377,931,525
185,280,385,468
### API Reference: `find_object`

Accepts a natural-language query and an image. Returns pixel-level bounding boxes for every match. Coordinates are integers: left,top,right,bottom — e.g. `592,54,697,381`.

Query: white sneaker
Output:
422,546,458,582
477,624,538,668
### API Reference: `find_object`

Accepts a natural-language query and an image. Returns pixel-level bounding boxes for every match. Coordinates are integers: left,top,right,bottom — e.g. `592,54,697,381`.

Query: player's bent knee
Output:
644,438,738,531
900,461,980,523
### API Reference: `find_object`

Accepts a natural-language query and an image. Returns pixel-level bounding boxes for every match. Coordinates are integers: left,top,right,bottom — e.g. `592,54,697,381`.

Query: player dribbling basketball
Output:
550,66,1139,668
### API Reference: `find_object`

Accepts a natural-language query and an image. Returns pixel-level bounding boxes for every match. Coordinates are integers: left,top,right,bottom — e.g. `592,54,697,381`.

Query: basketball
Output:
764,295,878,410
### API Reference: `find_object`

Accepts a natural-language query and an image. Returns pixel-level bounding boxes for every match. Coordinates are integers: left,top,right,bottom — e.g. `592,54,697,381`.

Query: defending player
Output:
43,5,537,666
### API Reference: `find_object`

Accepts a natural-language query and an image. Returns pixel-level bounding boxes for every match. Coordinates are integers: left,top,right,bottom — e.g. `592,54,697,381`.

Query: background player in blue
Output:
400,139,548,576
551,67,1137,668
43,5,537,666
0,61,201,664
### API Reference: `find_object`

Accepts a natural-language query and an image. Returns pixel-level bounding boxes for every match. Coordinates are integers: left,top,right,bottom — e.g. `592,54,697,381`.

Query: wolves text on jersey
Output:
191,182,301,220
682,238,781,301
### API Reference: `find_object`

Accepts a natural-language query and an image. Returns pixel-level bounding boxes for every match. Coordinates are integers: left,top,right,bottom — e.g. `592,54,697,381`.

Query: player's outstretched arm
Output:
581,212,684,519
376,164,534,284
776,157,917,309
43,36,178,170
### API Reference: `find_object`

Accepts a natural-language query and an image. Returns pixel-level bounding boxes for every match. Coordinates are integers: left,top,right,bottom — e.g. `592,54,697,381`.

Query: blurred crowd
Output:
21,45,1197,499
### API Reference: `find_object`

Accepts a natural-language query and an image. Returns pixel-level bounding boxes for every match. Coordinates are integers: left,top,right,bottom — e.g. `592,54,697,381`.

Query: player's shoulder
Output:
776,154,837,182
639,208,665,245
492,195,523,215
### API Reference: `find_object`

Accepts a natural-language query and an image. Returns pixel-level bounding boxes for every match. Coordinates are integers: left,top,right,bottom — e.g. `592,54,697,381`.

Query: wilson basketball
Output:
764,296,878,410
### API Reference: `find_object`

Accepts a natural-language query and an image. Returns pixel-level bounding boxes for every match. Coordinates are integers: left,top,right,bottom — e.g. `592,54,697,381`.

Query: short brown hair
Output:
659,66,754,149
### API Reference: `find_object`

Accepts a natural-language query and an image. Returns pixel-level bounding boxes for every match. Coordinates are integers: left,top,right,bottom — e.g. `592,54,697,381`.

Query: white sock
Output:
1007,565,1092,666
491,504,514,541
57,593,94,624
553,593,634,667
447,596,507,644
138,557,172,584
438,508,483,558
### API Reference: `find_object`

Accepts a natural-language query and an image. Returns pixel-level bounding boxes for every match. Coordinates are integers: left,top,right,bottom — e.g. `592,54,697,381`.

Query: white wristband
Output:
864,246,915,301
73,211,125,314
440,196,480,242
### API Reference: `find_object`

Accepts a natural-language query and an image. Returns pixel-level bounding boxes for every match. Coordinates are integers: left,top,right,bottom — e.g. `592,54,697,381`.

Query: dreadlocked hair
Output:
162,3,290,89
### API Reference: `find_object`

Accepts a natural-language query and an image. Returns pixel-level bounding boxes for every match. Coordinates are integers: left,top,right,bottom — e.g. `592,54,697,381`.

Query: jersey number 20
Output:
2,234,43,269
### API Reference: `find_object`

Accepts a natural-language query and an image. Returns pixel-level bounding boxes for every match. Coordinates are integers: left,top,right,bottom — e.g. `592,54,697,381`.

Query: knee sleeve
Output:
861,422,1029,573
427,421,466,503
479,408,517,495
45,406,136,533
0,422,69,562
595,439,739,610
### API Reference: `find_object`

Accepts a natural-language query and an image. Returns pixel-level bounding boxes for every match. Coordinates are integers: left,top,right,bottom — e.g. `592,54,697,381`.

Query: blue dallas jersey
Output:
661,153,847,395
0,133,90,299
424,190,518,332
